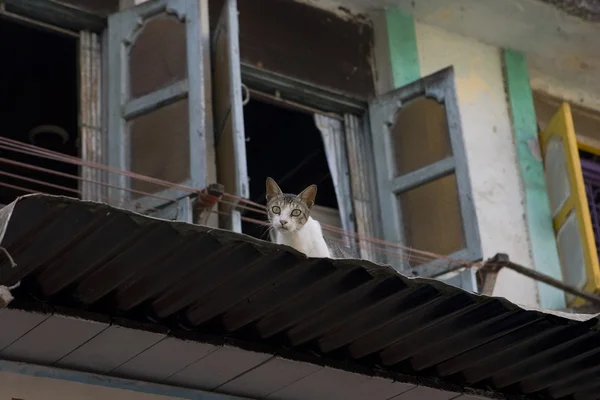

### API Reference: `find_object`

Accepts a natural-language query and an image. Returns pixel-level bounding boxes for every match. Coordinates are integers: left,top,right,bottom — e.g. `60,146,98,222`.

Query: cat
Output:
265,177,331,258
265,177,359,259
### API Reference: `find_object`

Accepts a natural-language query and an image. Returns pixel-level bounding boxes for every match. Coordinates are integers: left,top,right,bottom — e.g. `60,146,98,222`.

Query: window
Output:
102,0,476,292
104,0,382,250
238,98,348,243
535,94,600,306
224,76,381,261
368,67,481,278
0,17,79,207
106,0,208,218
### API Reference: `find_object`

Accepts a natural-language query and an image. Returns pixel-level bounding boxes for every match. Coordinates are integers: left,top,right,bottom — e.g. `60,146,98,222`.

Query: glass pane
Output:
397,173,465,256
129,14,187,99
391,97,452,176
129,99,190,198
544,137,570,217
557,211,586,303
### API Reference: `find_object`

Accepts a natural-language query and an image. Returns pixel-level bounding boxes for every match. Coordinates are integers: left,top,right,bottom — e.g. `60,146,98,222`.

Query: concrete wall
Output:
414,23,538,306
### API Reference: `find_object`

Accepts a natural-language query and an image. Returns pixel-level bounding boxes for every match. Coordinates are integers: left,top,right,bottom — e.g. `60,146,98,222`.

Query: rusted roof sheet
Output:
1,194,600,400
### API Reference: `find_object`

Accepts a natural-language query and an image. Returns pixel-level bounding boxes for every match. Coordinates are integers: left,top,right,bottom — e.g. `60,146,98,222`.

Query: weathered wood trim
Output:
344,113,382,263
416,248,472,278
241,63,367,115
79,30,106,203
368,67,482,276
3,0,106,32
213,0,246,232
390,157,455,194
209,0,375,98
122,80,189,120
148,195,193,223
107,6,127,205
107,0,207,214
187,0,207,192
442,68,483,268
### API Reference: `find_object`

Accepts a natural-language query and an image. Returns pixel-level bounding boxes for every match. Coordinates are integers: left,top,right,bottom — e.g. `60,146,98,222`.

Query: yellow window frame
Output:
539,102,600,306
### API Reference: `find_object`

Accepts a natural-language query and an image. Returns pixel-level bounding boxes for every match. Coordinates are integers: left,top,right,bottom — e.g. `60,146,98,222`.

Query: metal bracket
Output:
193,183,224,225
482,253,600,306
479,253,508,295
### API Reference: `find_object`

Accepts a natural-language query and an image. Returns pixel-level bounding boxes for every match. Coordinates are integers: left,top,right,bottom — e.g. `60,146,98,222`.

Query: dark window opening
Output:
580,149,600,261
241,97,338,239
0,18,79,206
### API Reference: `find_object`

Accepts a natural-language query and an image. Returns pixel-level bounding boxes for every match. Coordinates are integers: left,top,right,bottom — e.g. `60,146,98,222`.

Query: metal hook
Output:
241,84,250,106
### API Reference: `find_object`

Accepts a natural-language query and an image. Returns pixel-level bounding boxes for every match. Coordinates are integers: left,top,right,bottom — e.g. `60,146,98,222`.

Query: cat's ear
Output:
297,184,317,209
265,177,283,202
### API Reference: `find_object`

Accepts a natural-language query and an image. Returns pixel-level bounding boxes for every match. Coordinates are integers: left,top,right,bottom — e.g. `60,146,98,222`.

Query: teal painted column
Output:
503,49,566,309
384,7,420,87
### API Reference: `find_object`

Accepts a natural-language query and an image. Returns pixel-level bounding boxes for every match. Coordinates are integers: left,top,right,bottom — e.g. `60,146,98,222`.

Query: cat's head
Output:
265,177,317,233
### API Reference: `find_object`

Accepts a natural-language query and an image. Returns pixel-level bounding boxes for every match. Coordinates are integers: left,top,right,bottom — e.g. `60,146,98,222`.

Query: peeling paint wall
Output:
415,23,539,306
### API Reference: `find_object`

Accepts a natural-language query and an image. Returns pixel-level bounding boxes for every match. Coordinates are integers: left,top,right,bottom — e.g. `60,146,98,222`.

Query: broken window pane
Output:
396,173,465,256
128,14,187,99
129,99,190,198
391,97,452,176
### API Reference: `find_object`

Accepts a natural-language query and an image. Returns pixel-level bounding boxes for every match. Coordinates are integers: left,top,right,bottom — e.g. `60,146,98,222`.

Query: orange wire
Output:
0,136,476,269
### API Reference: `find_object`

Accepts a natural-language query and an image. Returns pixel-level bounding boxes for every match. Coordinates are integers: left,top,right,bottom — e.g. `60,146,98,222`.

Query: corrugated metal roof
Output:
1,194,600,400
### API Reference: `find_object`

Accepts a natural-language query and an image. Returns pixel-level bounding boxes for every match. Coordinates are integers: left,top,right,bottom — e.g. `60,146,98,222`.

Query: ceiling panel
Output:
55,325,165,373
1,315,108,364
216,357,322,398
391,385,460,400
166,346,272,390
112,337,218,382
0,309,49,350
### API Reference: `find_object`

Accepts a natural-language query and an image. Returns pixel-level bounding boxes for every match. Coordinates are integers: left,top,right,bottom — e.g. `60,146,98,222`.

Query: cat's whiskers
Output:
262,224,275,240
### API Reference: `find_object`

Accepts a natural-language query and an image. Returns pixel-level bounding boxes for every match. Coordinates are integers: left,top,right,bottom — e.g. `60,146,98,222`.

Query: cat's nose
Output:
280,220,288,226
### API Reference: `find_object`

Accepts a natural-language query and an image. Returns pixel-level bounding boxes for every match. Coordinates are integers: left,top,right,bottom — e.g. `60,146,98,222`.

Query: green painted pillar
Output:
385,7,420,87
503,49,565,309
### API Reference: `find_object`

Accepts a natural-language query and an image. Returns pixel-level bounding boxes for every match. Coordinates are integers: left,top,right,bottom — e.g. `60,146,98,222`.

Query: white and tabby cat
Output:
265,177,357,259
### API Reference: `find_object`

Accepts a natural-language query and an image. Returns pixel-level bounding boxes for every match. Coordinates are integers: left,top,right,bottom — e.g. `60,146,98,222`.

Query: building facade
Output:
3,1,600,397
1,0,599,314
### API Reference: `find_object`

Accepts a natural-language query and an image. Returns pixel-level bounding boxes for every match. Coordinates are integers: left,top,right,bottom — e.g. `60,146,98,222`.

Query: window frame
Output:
539,102,600,306
237,65,384,257
1,0,106,33
1,1,107,205
368,66,482,278
106,0,207,215
212,0,247,232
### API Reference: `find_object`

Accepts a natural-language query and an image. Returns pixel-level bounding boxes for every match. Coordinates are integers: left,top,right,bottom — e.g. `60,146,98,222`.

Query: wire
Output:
0,156,174,202
0,136,474,268
221,190,472,267
0,173,436,266
4,140,591,301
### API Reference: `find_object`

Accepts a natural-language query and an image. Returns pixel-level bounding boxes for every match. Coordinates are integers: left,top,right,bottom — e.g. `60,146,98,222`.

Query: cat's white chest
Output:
275,217,330,258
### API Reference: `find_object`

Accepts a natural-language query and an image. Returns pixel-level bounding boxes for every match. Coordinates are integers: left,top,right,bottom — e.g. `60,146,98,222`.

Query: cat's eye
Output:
271,206,281,214
291,209,301,217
